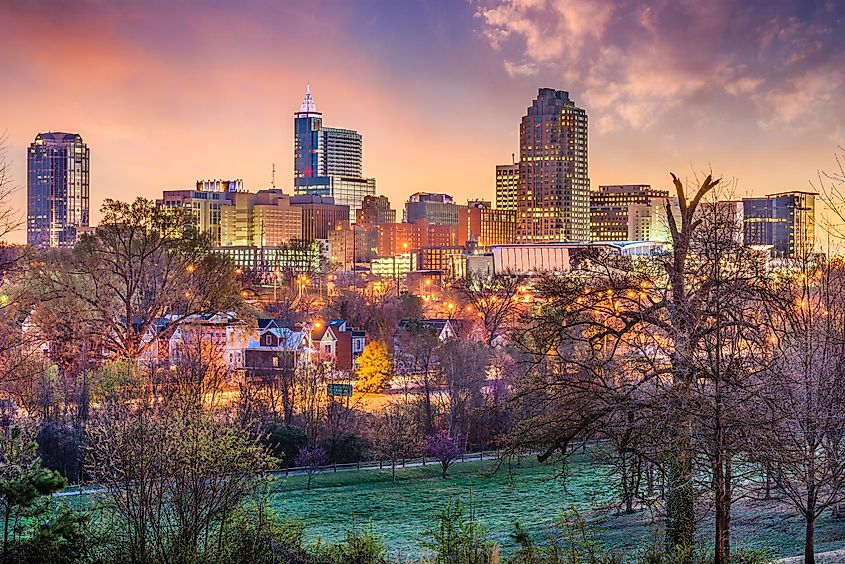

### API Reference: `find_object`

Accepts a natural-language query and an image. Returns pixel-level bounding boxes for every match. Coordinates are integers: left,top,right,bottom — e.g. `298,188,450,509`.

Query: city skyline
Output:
2,1,845,244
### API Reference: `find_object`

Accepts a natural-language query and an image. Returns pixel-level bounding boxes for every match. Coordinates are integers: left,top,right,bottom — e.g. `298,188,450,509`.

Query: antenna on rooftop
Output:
272,163,276,189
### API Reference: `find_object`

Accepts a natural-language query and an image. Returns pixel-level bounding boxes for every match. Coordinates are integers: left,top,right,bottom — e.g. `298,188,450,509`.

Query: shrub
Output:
261,422,307,468
419,497,497,564
320,432,366,464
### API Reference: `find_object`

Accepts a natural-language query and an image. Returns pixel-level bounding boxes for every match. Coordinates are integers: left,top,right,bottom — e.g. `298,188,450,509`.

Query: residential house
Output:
310,320,366,371
243,323,310,379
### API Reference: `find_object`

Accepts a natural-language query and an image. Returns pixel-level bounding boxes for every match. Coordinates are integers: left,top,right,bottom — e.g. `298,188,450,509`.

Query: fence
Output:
271,449,513,477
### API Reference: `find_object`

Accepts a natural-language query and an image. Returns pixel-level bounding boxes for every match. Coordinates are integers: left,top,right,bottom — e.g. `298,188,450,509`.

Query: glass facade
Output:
518,89,590,243
27,132,89,248
293,87,375,220
404,192,458,225
743,192,816,258
323,127,363,177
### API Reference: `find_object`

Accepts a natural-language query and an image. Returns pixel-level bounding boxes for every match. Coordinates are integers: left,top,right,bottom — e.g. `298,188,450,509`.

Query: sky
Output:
1,0,845,243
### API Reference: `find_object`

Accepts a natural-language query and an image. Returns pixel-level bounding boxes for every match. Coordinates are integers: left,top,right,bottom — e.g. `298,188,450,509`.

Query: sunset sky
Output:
2,0,845,243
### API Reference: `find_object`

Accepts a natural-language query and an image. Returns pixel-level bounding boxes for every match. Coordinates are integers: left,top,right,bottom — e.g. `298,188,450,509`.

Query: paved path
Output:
54,452,495,498
778,550,845,563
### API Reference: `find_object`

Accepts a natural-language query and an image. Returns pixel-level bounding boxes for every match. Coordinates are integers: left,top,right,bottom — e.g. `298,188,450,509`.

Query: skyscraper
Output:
292,86,375,218
743,191,816,258
323,127,362,177
27,132,90,248
293,86,323,183
495,162,519,212
517,89,589,242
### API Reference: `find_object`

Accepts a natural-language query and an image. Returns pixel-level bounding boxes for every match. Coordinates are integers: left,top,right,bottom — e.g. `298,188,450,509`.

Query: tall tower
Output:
293,85,323,182
27,132,90,248
292,85,375,220
517,89,589,242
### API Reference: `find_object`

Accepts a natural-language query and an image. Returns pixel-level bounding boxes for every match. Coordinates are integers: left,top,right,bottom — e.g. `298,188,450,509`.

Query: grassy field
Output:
267,454,845,561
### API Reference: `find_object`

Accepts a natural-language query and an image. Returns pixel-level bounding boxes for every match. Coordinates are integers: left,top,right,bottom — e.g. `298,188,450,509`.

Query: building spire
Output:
299,84,318,113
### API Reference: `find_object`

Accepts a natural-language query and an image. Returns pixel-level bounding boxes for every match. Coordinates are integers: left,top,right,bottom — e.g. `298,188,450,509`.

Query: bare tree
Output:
756,257,845,564
370,402,423,482
86,398,275,562
452,271,524,346
39,198,241,361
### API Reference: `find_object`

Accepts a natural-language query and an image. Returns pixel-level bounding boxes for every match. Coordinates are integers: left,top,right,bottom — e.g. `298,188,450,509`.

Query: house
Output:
310,320,366,371
243,325,309,379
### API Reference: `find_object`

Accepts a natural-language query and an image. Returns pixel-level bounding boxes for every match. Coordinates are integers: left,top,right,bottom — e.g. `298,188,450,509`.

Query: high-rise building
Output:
589,185,672,242
157,179,241,246
458,200,517,247
294,86,323,183
323,127,362,177
404,192,458,225
220,190,302,247
356,195,395,229
27,132,90,247
495,163,519,211
743,191,816,258
293,86,376,218
292,194,350,241
517,89,589,242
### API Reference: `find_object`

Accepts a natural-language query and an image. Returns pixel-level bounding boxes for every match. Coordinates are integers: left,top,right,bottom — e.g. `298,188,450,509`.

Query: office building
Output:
458,200,517,247
220,190,348,246
157,179,241,246
292,194,350,240
323,127,362,177
517,89,589,243
294,85,323,183
743,191,816,258
495,163,519,211
220,190,302,247
404,192,458,225
293,86,376,218
589,185,672,242
356,195,395,228
376,220,458,257
27,132,89,247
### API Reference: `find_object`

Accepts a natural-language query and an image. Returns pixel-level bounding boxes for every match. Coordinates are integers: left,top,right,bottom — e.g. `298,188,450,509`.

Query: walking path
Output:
54,451,495,498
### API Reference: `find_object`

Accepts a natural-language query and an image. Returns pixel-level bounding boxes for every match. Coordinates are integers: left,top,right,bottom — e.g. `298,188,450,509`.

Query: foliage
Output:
13,507,90,564
314,521,388,563
355,341,393,393
36,421,83,484
319,432,366,464
38,197,242,360
426,431,463,478
261,422,308,468
510,508,621,564
85,401,276,563
419,497,497,564
295,446,329,490
0,426,68,561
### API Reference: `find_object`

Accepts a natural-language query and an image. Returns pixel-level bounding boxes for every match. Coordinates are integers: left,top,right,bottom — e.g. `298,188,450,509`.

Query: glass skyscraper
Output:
517,89,589,242
743,191,816,258
27,132,90,248
293,86,375,219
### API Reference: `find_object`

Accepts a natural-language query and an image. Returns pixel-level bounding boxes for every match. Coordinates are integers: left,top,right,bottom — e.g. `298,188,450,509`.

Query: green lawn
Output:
268,455,845,561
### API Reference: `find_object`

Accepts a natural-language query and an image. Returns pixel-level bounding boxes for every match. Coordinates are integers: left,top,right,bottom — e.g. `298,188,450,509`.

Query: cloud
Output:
474,0,845,134
503,60,537,77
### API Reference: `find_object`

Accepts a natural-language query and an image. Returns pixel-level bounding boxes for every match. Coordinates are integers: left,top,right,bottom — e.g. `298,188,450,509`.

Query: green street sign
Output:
327,383,353,397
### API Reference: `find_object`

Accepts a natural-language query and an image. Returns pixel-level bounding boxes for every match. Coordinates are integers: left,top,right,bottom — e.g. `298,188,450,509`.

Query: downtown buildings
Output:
743,191,816,258
517,89,589,243
27,132,90,248
293,86,376,218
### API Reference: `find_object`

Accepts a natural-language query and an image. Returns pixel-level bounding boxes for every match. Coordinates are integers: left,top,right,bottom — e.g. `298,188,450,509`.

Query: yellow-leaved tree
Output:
355,341,393,393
